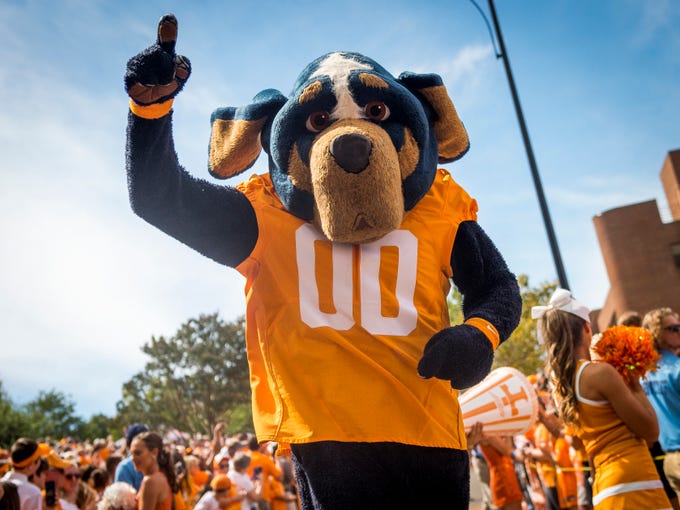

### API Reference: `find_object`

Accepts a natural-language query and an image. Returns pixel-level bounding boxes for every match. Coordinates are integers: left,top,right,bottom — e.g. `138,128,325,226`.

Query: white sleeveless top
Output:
575,360,608,406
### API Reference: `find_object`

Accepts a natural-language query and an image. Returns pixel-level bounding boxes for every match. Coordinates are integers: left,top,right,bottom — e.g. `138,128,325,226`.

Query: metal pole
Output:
487,0,570,290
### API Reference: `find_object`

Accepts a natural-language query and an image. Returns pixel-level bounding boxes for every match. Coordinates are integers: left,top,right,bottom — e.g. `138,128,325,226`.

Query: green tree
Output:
447,286,464,325
223,402,255,436
76,413,121,442
448,275,557,376
116,313,252,435
23,389,84,439
0,381,31,448
493,275,557,374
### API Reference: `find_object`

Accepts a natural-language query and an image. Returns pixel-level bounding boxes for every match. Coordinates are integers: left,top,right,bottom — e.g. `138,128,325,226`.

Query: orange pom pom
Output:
593,325,660,385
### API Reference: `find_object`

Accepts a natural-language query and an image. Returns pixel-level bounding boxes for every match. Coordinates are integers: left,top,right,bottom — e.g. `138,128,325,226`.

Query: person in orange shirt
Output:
535,407,578,510
553,436,578,509
519,426,547,510
563,428,592,510
130,432,176,510
193,475,244,510
181,455,208,507
89,441,110,472
266,476,297,510
479,434,524,510
246,437,282,510
526,420,559,510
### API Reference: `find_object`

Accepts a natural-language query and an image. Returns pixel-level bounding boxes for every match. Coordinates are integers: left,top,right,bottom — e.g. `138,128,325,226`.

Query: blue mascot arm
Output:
125,14,258,268
126,114,258,267
418,221,521,389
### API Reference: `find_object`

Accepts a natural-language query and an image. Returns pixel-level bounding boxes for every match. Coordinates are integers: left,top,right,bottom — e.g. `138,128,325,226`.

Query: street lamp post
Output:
486,0,570,290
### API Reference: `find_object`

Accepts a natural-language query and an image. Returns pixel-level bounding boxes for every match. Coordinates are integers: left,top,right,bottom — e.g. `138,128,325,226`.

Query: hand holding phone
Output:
45,480,57,508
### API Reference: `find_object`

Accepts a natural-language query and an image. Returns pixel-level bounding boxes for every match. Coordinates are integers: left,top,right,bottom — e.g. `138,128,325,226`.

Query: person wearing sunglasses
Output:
642,307,680,508
58,461,81,510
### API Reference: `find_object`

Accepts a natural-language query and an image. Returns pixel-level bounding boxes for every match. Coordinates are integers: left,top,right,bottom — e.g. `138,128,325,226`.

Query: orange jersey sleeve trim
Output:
465,317,500,350
129,98,174,119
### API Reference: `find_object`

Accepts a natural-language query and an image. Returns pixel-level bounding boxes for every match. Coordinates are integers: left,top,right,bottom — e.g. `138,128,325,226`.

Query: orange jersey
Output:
533,422,557,488
553,436,578,509
268,477,296,510
191,470,210,488
236,168,477,449
247,450,282,501
172,492,186,510
479,442,523,508
575,361,670,509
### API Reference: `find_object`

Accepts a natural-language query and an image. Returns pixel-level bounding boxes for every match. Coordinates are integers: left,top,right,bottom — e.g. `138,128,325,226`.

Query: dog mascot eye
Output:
305,111,331,132
364,101,390,121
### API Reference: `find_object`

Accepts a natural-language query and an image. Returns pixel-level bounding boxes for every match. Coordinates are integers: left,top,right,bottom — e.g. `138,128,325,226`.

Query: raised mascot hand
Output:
125,14,191,106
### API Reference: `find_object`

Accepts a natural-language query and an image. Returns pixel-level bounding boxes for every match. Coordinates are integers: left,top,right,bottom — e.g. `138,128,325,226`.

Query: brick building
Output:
591,148,680,332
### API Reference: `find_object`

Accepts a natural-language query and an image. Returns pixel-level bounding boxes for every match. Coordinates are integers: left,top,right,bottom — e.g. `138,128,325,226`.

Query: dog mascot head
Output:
208,51,469,244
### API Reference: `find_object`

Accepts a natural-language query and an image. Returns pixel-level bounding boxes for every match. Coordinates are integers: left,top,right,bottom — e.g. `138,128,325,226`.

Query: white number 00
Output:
295,224,418,336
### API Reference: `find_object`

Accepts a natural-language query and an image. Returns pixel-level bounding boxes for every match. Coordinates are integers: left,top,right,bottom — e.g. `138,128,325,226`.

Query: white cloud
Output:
631,0,678,42
0,12,247,416
442,44,495,83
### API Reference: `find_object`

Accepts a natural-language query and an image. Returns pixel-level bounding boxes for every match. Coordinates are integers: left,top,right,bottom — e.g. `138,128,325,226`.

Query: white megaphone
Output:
460,366,539,436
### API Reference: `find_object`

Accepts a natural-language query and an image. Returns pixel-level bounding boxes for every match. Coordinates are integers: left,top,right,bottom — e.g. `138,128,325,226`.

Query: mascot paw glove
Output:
124,14,191,108
418,324,494,390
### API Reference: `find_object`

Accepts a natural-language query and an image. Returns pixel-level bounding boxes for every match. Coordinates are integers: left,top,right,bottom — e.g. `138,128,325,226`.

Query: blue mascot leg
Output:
290,441,470,509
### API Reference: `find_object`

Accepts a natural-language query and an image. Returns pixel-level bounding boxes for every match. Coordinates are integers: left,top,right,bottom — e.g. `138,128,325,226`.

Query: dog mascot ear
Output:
396,71,469,163
208,89,287,178
124,15,521,509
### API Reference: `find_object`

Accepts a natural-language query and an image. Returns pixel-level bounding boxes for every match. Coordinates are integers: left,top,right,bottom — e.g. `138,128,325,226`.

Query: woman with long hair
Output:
532,288,671,509
0,481,21,510
130,432,177,510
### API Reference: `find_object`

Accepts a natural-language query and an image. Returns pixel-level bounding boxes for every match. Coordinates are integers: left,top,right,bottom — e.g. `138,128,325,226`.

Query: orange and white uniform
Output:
575,360,671,509
235,168,477,449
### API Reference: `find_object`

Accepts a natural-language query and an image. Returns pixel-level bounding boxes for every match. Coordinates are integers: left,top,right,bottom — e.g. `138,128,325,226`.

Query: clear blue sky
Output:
1,0,678,419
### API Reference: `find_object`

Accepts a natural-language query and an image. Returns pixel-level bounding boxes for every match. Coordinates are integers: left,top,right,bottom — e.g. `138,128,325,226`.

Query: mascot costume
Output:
124,14,521,509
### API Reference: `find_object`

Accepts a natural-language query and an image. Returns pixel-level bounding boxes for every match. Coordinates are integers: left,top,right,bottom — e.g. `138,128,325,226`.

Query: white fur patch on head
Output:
310,53,373,120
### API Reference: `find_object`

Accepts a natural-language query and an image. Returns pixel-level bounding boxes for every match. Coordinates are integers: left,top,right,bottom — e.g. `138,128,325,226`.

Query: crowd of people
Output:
0,423,299,510
467,371,592,510
468,297,680,510
1,295,678,510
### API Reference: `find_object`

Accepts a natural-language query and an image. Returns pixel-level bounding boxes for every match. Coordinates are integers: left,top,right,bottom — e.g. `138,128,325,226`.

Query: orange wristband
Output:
465,317,500,350
129,98,174,119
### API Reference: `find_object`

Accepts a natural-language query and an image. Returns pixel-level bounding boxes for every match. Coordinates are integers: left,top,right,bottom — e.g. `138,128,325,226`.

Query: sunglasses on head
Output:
65,473,80,480
664,324,680,333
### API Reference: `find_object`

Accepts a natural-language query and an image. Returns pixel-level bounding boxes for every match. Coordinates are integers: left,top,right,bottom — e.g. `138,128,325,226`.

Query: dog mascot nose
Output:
330,133,372,174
